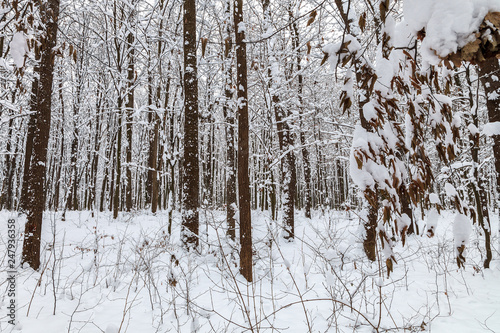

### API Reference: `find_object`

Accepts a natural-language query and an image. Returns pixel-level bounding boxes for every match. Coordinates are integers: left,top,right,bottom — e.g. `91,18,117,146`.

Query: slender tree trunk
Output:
234,0,252,282
22,0,60,270
223,1,236,240
146,66,154,207
90,82,102,213
147,66,160,213
125,29,135,212
113,96,123,219
182,0,200,248
100,113,114,212
66,100,79,212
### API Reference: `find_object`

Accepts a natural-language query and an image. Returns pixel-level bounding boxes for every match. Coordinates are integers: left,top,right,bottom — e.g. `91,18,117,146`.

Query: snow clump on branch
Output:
403,0,500,64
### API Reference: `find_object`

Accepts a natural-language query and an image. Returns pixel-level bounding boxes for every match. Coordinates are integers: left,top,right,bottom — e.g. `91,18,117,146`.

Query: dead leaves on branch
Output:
307,10,317,27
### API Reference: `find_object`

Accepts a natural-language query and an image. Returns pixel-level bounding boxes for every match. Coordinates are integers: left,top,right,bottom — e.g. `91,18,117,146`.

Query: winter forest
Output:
1,0,500,332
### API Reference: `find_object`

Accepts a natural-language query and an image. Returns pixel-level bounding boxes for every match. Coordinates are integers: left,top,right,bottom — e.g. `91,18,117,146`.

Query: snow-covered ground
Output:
0,209,499,332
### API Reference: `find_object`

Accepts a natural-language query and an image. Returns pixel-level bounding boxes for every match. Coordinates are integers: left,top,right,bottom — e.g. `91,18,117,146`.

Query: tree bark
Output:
234,0,252,282
470,65,493,268
22,0,60,270
125,28,135,212
223,1,237,241
479,58,500,226
182,0,200,248
113,96,123,219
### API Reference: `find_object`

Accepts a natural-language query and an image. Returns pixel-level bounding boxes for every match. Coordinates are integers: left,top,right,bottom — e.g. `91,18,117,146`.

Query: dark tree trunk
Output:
181,0,200,248
470,65,493,268
66,111,78,212
89,82,102,213
22,0,60,270
234,0,252,282
113,96,123,219
146,69,154,208
223,1,236,240
479,58,500,234
125,29,134,212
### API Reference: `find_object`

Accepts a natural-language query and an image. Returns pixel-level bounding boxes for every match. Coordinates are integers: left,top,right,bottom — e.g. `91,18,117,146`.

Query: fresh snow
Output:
453,213,472,250
1,210,499,332
402,0,500,64
429,193,440,204
483,121,500,136
9,32,28,68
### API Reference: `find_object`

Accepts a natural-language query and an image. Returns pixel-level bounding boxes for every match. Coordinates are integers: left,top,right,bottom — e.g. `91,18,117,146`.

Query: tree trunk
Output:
223,2,237,241
274,100,296,240
125,29,135,212
113,96,123,219
182,0,200,248
224,100,237,242
89,81,102,213
469,65,493,268
234,0,252,282
479,58,500,238
22,0,60,270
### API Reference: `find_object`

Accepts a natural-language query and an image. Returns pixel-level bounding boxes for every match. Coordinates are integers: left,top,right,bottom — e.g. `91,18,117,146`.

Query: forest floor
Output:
0,208,499,332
